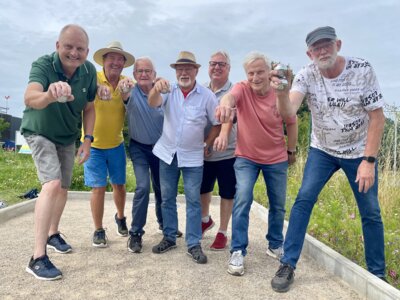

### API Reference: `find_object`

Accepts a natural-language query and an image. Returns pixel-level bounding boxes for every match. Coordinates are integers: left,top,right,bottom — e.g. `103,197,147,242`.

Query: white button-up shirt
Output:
153,82,219,167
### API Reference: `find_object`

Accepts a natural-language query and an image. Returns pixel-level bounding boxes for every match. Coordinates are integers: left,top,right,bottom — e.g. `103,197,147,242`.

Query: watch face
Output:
363,156,376,163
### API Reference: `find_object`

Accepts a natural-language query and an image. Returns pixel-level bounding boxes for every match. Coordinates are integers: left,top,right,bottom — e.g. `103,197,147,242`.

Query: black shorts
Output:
200,157,236,199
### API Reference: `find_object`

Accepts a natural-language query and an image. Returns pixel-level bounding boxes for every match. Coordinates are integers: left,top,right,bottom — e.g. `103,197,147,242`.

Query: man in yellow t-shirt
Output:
82,41,135,247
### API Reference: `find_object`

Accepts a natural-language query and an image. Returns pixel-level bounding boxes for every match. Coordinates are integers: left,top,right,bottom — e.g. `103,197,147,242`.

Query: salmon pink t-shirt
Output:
230,81,296,164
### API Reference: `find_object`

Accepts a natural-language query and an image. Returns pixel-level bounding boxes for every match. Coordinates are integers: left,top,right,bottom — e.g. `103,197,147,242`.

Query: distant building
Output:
0,113,22,142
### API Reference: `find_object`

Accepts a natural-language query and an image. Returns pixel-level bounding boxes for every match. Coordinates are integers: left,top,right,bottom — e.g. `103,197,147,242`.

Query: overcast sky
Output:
0,0,399,118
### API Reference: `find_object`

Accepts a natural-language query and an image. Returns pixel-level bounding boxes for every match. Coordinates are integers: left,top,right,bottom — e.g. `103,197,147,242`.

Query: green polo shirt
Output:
21,52,97,145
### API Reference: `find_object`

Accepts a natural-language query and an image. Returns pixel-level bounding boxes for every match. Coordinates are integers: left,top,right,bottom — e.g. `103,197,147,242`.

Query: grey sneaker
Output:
47,233,72,254
187,245,207,264
128,235,143,253
152,237,177,254
266,246,283,260
115,213,128,236
92,228,108,248
271,264,295,293
25,255,62,281
227,250,244,276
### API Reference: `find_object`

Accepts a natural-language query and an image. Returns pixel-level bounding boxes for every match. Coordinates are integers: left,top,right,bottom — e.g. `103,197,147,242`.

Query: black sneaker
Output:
115,213,128,236
158,226,183,238
271,264,295,293
92,228,108,248
25,255,62,281
128,235,143,253
187,245,207,264
152,237,177,254
47,233,72,253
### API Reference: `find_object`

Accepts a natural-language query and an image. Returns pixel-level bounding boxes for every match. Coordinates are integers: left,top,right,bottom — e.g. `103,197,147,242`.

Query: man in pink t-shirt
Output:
215,51,297,277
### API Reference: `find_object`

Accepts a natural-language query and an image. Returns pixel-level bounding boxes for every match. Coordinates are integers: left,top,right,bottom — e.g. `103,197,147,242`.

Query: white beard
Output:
178,77,193,89
315,52,337,70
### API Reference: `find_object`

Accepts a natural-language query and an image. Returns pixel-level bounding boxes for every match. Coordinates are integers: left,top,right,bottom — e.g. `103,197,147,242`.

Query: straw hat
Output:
170,51,201,69
93,41,135,68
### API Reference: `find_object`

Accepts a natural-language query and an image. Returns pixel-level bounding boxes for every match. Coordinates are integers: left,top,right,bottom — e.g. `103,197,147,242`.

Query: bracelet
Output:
287,150,296,155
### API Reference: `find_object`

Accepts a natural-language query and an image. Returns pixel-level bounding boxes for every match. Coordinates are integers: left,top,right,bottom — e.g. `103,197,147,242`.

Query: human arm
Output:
355,108,385,193
213,121,233,152
77,102,95,164
215,93,237,123
204,125,221,157
148,78,169,107
285,116,298,165
24,81,74,109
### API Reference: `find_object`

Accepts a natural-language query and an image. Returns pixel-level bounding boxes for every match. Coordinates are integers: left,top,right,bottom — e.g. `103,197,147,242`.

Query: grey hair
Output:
242,51,270,70
134,56,156,72
210,50,231,65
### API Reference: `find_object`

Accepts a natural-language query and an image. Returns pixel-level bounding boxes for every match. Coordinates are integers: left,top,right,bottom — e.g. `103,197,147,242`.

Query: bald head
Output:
59,24,89,46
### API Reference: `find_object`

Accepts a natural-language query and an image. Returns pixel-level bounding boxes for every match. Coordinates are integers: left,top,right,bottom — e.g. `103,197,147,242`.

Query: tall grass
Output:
254,150,399,289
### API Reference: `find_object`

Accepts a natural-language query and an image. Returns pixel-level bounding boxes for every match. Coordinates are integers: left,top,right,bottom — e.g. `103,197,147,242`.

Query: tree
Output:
0,117,10,139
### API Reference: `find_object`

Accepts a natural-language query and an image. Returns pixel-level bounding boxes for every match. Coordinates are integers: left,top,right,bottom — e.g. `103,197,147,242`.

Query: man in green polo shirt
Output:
21,24,97,281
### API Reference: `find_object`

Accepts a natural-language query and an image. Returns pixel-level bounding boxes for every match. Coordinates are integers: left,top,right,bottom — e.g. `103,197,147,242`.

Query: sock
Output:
202,215,210,223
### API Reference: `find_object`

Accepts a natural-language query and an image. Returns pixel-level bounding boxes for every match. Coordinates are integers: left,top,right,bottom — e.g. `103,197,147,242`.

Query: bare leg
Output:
90,187,106,229
112,184,126,218
219,198,233,232
33,180,62,259
48,188,68,236
201,192,212,218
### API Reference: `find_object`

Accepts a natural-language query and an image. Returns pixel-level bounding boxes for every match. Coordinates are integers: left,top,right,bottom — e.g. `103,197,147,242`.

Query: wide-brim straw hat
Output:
170,51,201,69
93,41,135,68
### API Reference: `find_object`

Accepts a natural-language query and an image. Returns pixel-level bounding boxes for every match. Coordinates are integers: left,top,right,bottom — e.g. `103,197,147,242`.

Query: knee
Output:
42,179,62,195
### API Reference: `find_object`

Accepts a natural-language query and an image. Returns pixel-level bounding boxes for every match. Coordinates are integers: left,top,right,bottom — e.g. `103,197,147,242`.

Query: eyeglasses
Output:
176,67,196,73
209,61,228,68
309,40,335,54
135,69,153,75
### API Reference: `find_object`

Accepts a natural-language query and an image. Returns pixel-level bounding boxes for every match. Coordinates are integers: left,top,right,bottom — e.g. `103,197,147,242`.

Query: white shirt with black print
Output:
291,56,384,158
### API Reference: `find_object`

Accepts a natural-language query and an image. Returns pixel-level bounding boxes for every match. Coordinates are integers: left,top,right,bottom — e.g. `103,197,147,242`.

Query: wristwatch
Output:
84,134,94,143
287,150,296,156
362,156,376,163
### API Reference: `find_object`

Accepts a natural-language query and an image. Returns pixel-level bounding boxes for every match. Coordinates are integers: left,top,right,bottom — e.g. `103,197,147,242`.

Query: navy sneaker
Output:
128,235,143,253
115,213,128,236
271,264,295,293
93,228,108,248
25,255,62,280
47,233,72,253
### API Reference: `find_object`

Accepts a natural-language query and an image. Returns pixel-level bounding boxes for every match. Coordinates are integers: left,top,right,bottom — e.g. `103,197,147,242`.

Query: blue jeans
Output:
128,139,162,236
159,155,203,248
231,157,288,255
281,147,385,277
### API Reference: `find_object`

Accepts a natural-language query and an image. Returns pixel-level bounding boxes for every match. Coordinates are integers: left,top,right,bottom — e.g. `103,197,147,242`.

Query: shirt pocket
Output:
184,106,205,125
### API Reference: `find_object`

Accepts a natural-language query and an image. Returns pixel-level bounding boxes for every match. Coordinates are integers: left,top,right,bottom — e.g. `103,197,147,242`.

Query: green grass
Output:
0,148,399,289
254,152,400,289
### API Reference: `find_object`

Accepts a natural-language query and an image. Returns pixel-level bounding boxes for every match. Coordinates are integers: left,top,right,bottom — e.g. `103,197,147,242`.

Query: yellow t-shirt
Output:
81,71,126,149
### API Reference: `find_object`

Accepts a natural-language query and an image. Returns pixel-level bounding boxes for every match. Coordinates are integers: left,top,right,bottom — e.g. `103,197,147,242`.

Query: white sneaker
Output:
227,250,244,276
266,246,283,260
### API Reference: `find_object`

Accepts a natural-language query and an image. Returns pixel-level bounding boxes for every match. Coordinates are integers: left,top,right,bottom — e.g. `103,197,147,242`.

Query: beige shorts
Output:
25,135,75,189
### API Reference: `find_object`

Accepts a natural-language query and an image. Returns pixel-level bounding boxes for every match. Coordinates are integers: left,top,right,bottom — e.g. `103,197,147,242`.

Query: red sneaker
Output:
210,232,228,251
201,217,215,236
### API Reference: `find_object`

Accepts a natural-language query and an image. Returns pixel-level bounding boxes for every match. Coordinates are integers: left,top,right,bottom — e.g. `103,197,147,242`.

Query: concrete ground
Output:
0,192,369,300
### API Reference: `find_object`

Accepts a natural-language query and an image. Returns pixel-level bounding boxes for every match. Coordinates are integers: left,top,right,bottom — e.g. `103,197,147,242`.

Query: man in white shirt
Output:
270,26,386,292
148,51,220,264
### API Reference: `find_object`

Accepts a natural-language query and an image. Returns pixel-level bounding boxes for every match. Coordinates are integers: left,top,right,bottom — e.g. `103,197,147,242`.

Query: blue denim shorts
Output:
84,143,126,187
